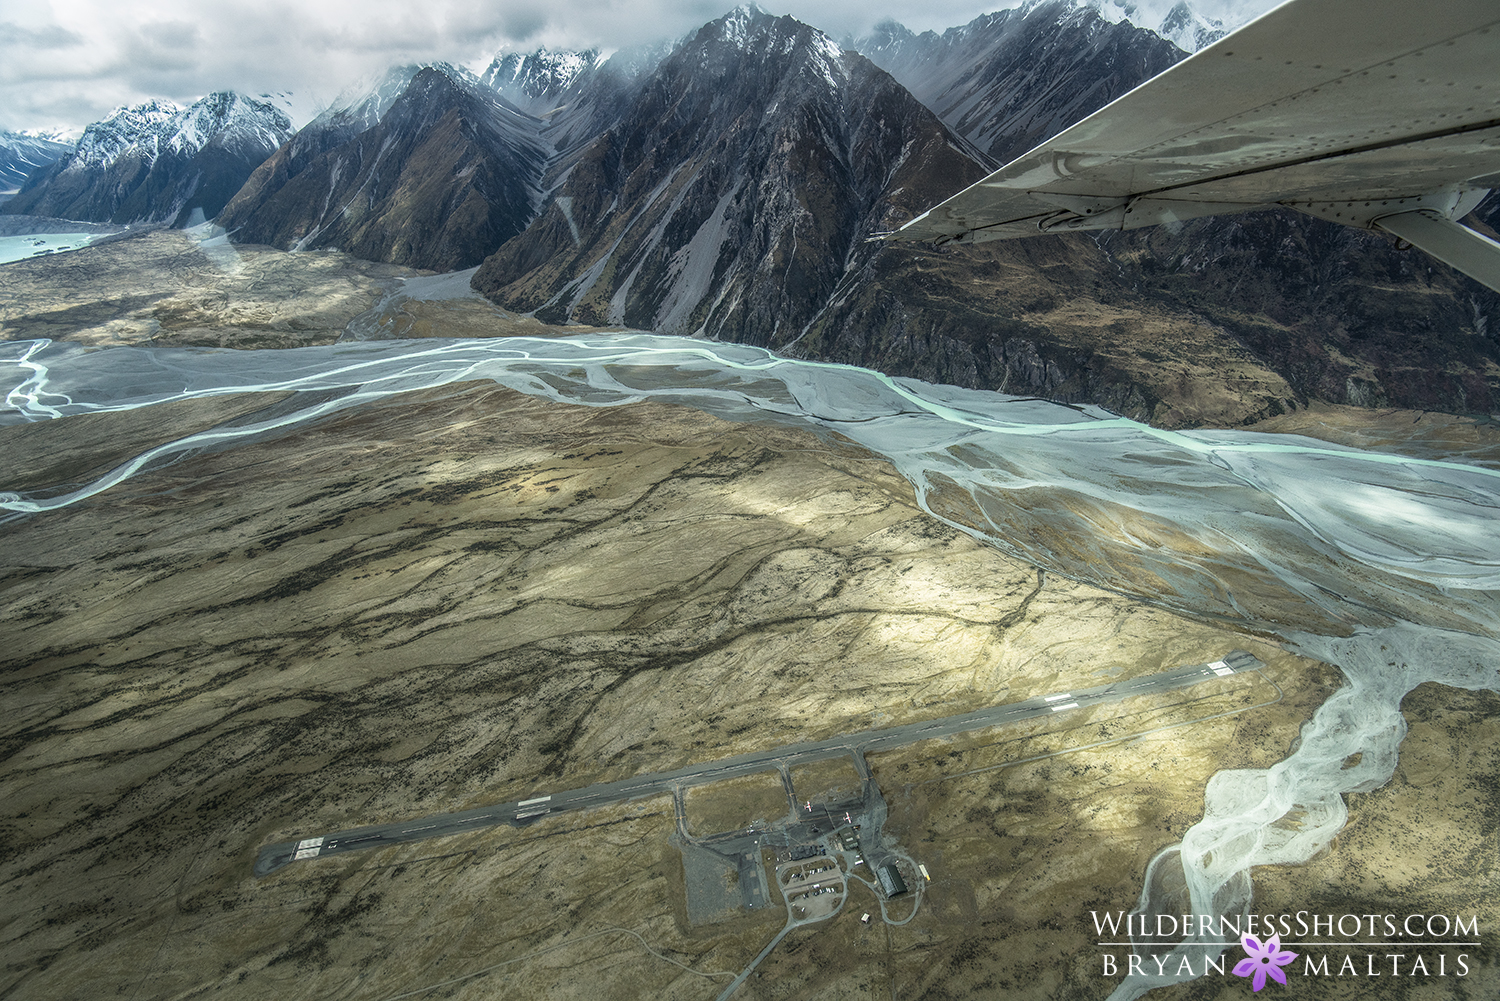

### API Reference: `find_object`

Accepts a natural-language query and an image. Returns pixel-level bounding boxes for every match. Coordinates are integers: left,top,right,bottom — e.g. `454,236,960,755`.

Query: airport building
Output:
876,863,908,898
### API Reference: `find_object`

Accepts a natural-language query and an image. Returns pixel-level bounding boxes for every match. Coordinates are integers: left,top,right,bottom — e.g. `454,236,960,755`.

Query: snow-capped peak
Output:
0,128,78,193
65,93,291,171
483,48,602,94
314,62,476,133
168,92,292,157
12,126,81,144
1082,0,1230,51
102,99,183,122
719,3,770,46
72,100,183,169
865,18,916,46
693,5,847,89
1152,1,1228,51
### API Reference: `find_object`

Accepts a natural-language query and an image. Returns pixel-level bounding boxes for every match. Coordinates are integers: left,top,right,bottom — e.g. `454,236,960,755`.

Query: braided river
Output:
4,332,1498,997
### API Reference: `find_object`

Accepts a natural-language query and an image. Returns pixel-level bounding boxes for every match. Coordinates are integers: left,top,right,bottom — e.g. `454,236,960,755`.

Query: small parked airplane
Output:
889,0,1500,292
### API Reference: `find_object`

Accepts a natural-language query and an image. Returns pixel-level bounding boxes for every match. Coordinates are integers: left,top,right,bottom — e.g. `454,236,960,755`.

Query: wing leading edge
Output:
889,0,1500,292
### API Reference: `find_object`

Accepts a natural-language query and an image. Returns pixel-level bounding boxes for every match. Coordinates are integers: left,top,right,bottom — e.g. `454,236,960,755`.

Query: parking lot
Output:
778,857,846,922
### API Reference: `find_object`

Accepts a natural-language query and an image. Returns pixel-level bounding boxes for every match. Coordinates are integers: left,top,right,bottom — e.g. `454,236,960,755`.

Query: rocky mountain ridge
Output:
1149,1,1228,51
1089,0,1229,51
480,41,678,163
0,130,76,196
471,6,987,346
854,0,1184,162
1,93,291,226
216,65,549,272
5,3,1496,426
480,48,605,113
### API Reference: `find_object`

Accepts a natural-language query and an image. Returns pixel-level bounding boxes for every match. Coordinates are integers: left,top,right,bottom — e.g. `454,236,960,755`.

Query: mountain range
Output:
1,93,291,227
853,4,1182,162
0,129,75,198
472,7,987,344
3,0,1497,425
1091,0,1228,51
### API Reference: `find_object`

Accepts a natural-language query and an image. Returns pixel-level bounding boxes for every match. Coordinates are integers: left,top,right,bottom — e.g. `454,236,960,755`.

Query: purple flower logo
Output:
1233,933,1297,991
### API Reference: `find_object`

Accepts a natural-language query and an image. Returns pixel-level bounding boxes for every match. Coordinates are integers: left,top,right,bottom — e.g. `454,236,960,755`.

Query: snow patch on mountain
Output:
912,0,1241,53
1153,1,1229,50
171,92,293,158
10,127,80,144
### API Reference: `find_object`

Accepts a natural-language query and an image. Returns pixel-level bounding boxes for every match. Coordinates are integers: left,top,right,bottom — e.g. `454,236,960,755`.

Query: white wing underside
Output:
890,0,1500,292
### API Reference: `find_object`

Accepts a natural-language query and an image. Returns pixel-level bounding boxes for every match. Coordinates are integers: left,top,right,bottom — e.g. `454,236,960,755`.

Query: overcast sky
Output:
1,0,1282,133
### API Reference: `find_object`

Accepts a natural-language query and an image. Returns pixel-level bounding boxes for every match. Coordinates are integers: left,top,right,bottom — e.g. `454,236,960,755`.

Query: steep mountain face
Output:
472,6,987,344
791,208,1500,426
1099,205,1500,413
855,0,1183,162
0,130,75,196
1,94,291,226
467,4,1498,426
218,65,548,272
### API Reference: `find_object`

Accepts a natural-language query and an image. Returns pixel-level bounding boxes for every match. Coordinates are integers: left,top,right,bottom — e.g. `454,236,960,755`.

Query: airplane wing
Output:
889,0,1500,292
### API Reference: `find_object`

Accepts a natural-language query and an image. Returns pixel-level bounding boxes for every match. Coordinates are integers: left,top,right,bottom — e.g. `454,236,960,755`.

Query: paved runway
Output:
254,650,1261,875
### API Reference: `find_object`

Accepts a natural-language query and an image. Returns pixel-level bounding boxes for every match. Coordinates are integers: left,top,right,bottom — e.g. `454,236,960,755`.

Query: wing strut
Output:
1374,212,1500,293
